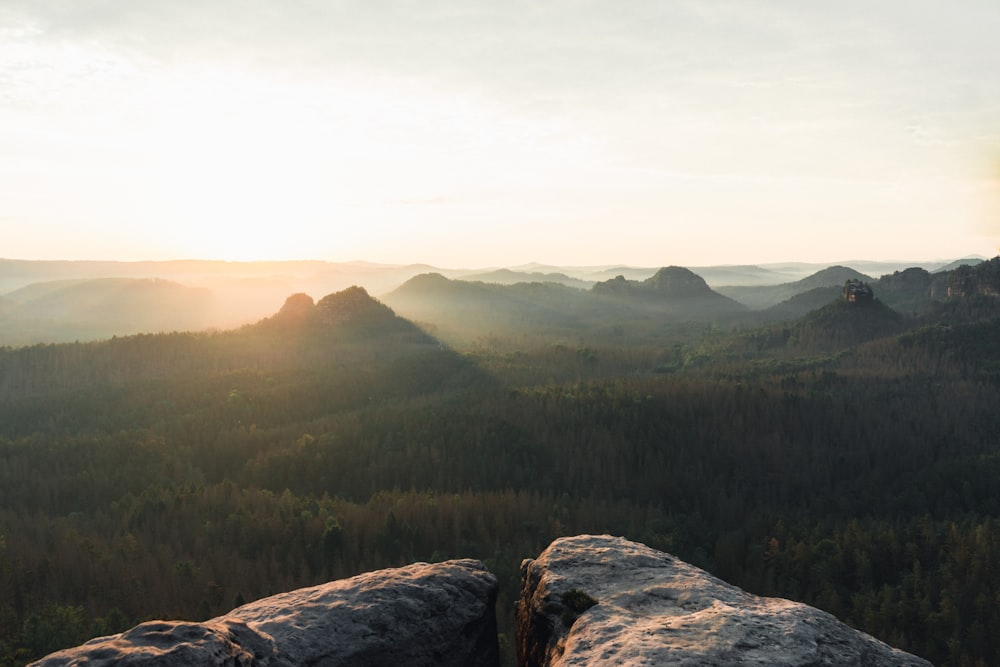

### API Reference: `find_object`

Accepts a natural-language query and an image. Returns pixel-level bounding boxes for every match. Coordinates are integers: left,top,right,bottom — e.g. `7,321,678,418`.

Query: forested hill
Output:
384,267,746,347
1,275,1000,665
0,286,466,412
591,266,746,317
718,265,872,310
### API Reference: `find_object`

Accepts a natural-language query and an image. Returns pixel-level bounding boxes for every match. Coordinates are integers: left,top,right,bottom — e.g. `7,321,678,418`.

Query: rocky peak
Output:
266,292,317,329
261,288,403,334
277,292,315,318
592,267,723,303
314,286,398,328
881,267,931,290
947,256,1000,298
842,279,874,305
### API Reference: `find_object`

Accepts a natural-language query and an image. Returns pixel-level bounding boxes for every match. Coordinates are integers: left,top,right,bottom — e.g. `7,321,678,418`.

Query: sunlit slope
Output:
0,278,218,345
0,287,468,414
383,273,596,344
385,267,746,346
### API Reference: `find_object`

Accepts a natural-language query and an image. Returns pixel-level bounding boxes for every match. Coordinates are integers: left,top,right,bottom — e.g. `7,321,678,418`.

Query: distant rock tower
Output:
842,279,874,305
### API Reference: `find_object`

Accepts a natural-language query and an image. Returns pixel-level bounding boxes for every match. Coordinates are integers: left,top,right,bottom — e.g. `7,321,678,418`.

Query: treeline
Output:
0,295,999,665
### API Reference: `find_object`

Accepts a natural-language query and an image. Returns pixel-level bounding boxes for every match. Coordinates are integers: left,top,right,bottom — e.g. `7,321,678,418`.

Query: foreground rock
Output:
34,559,499,667
517,535,931,667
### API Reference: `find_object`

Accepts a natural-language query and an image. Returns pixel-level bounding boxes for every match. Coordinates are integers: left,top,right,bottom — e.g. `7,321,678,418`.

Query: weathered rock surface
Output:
33,559,499,667
517,535,931,667
948,257,1000,298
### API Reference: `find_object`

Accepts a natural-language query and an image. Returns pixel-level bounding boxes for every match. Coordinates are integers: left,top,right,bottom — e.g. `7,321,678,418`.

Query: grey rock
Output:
517,534,932,667
33,558,499,667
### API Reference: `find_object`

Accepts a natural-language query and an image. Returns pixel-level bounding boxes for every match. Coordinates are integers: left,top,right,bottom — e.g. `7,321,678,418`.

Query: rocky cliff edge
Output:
32,536,931,667
516,534,931,667
33,558,499,667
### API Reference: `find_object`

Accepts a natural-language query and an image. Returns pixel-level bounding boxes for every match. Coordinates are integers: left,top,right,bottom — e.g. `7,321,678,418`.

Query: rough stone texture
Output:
517,535,932,667
947,257,1000,298
33,559,499,667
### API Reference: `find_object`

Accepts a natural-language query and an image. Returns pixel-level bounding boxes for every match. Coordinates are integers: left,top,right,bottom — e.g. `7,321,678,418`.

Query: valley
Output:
0,257,998,665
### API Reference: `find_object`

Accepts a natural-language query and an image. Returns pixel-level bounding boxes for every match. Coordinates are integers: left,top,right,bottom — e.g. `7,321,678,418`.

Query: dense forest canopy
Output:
1,259,1000,666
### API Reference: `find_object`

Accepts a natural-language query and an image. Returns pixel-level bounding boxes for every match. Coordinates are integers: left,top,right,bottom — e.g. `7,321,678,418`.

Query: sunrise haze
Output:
2,1,999,266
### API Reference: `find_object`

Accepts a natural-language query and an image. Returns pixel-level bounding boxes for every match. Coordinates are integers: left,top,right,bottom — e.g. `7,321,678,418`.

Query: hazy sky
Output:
2,1,999,266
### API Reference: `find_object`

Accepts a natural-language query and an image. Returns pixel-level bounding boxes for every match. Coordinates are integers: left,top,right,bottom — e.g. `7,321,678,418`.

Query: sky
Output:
2,1,999,267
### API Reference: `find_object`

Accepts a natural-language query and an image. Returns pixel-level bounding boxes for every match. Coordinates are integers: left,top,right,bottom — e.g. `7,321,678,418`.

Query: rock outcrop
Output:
315,285,398,327
31,536,932,667
947,257,1000,298
517,535,931,667
33,559,499,667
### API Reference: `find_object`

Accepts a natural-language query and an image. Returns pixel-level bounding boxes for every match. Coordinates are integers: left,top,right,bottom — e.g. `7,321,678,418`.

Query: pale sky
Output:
2,0,999,266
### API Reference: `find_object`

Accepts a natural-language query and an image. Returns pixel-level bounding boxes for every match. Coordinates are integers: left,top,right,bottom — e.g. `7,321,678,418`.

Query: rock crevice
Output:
33,536,931,667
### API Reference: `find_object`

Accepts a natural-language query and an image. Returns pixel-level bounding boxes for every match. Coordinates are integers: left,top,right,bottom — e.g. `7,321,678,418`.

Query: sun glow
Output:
121,72,378,259
78,67,592,261
3,2,998,265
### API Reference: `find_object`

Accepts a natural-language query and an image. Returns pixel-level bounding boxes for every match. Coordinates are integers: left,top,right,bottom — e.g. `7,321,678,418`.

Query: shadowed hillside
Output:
718,265,873,310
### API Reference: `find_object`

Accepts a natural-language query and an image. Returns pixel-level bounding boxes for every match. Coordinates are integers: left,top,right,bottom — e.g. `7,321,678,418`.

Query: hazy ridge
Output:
0,256,985,346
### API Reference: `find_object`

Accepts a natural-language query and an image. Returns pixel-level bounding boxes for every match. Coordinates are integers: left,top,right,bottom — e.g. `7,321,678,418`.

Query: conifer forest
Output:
2,260,1000,666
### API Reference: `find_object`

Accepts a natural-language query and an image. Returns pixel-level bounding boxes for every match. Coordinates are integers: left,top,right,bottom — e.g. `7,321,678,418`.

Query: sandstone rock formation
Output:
33,559,499,667
947,257,1000,298
517,535,931,667
315,286,398,327
31,536,932,667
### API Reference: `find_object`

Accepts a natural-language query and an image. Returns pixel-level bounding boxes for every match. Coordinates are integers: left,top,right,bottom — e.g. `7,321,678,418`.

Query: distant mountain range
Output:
0,256,992,346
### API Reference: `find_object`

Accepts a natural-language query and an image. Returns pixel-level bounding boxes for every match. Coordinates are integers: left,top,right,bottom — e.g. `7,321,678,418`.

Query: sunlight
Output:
112,69,579,261
135,72,369,259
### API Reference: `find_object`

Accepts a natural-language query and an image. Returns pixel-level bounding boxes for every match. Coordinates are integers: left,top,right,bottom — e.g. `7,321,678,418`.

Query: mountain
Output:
761,285,843,321
2,270,998,665
591,266,746,318
0,258,990,347
718,265,873,310
0,277,218,345
386,268,748,347
457,269,592,289
947,256,1000,298
688,264,799,287
644,265,723,298
790,292,905,350
871,267,947,313
384,273,594,344
259,286,413,333
0,286,444,402
759,258,1000,322
931,257,985,273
